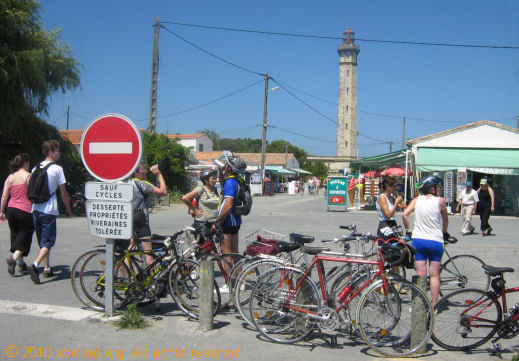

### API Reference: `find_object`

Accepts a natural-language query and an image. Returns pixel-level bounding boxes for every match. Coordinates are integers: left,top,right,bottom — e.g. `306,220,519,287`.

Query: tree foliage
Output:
267,140,309,165
142,132,189,192
0,0,81,182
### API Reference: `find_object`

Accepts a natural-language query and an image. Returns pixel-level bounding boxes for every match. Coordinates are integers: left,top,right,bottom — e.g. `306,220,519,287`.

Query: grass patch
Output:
115,304,148,329
168,188,184,204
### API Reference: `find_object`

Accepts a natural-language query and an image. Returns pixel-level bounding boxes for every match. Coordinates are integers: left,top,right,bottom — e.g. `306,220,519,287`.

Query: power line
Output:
160,25,264,76
158,79,264,119
270,77,337,125
161,21,519,50
268,124,333,143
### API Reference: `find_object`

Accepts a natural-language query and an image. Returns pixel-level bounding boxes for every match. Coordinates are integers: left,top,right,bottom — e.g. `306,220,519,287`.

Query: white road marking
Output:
0,299,117,322
89,142,132,154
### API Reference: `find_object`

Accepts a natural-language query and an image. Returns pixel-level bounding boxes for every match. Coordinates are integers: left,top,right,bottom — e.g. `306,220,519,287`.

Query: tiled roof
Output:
167,134,205,139
59,130,205,145
195,152,295,166
59,130,83,145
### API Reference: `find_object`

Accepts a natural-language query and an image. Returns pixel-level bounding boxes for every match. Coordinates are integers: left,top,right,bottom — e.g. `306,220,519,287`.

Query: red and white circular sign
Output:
80,114,142,182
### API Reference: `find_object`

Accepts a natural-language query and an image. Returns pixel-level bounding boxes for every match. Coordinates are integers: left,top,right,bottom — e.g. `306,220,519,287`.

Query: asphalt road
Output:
0,194,518,361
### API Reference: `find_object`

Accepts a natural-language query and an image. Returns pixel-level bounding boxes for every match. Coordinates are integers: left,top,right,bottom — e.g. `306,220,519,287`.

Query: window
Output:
346,87,349,95
346,105,349,112
345,141,348,147
198,143,204,152
345,123,348,129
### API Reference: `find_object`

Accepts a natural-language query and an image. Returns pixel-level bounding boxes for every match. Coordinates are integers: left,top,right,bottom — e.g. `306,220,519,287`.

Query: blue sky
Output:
39,0,519,157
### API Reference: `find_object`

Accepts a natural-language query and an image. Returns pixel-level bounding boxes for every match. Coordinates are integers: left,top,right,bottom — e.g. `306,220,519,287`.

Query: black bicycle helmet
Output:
418,175,442,192
200,169,217,184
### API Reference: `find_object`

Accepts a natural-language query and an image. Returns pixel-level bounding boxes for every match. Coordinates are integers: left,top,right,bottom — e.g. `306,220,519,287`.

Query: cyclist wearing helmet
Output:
181,168,219,226
402,175,450,305
213,151,247,290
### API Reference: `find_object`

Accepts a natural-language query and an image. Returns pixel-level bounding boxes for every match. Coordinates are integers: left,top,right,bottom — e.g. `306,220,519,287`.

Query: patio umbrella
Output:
380,164,413,177
363,170,380,178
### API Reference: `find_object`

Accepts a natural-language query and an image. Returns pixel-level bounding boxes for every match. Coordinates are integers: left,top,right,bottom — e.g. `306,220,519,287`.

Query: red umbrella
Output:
380,164,412,177
363,170,380,178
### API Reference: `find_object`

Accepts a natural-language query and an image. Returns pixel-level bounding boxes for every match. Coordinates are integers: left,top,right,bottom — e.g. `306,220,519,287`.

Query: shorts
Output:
33,211,57,249
133,222,151,240
222,225,240,235
412,238,444,262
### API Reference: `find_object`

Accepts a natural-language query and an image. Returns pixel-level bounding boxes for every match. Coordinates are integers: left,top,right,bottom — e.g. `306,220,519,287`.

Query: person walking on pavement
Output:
1,153,34,276
456,181,478,236
213,152,247,293
403,175,451,306
28,140,71,284
477,179,494,237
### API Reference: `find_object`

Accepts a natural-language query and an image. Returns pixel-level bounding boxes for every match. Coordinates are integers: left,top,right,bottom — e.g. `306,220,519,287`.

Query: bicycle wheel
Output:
432,288,501,351
330,264,372,325
168,259,221,319
227,256,258,306
249,266,321,344
440,255,490,292
235,259,288,327
356,279,434,357
198,253,244,308
71,250,105,311
79,251,131,310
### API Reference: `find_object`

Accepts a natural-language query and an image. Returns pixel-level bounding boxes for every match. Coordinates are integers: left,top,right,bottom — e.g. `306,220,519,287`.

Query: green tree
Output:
0,0,81,182
267,140,309,165
142,132,189,192
302,160,328,180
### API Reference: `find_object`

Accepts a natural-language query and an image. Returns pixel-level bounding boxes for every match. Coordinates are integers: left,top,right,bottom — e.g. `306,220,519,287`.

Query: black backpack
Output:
230,176,252,216
27,162,56,204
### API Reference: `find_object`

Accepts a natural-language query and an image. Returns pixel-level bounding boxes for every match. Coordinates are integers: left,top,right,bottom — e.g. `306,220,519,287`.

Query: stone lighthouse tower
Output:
336,28,360,169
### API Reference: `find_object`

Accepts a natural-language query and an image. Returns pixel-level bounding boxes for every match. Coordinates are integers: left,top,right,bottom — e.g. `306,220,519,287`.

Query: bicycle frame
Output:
463,286,519,327
273,249,391,318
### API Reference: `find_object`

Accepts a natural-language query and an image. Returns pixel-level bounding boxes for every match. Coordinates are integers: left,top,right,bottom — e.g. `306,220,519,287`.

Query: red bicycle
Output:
249,232,434,357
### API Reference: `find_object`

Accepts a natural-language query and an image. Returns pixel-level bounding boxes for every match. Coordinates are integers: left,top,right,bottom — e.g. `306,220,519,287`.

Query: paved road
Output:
1,194,518,360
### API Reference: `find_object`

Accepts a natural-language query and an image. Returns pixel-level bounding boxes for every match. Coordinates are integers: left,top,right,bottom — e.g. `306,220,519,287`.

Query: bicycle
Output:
181,222,245,308
432,264,518,355
249,232,434,357
71,230,221,319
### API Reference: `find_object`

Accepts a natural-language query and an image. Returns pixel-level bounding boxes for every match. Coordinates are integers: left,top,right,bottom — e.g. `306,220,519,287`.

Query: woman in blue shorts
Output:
402,175,450,305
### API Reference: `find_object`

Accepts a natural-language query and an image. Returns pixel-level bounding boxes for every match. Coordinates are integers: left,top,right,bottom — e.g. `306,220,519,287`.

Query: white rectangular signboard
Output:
86,200,132,239
85,181,133,201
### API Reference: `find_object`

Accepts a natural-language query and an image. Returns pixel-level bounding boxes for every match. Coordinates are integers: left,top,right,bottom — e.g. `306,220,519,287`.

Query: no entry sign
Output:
80,114,142,182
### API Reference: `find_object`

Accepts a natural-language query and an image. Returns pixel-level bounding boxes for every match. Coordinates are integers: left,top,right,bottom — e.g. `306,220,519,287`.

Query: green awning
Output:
265,166,295,174
416,147,519,172
288,168,312,175
349,150,407,168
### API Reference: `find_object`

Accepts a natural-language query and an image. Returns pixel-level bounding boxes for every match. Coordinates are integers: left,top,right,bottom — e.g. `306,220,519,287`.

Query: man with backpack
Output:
27,140,71,284
213,152,250,292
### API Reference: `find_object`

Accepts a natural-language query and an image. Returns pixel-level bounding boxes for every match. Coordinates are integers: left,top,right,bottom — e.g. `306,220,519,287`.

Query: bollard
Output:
199,260,214,332
411,275,429,353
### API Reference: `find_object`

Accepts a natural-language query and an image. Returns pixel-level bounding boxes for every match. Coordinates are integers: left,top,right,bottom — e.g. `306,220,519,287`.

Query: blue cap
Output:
466,181,473,187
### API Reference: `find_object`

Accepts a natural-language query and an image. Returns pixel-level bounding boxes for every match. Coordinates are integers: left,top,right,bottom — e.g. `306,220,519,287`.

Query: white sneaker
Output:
219,284,229,294
239,283,246,292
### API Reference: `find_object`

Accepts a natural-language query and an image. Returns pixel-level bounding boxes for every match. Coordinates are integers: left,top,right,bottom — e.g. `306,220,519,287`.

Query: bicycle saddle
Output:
289,233,315,244
301,246,331,255
277,241,300,253
483,265,514,276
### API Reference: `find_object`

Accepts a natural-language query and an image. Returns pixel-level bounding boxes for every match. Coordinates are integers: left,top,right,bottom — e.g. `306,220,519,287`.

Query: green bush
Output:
512,349,519,361
115,304,147,329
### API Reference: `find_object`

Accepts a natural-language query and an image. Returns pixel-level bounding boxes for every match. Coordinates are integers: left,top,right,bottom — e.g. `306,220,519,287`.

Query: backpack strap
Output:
41,161,57,197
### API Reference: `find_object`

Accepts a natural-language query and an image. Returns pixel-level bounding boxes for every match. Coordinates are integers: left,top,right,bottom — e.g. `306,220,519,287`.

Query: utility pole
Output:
260,73,269,194
389,141,393,152
148,18,160,134
285,142,288,167
516,115,519,129
402,116,406,149
66,106,70,130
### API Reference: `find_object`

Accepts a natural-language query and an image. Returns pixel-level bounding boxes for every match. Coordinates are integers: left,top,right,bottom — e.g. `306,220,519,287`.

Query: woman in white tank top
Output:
402,175,450,305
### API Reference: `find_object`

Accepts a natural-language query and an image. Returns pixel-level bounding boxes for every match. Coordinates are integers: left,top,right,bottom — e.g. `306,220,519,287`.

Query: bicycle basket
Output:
245,229,287,256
